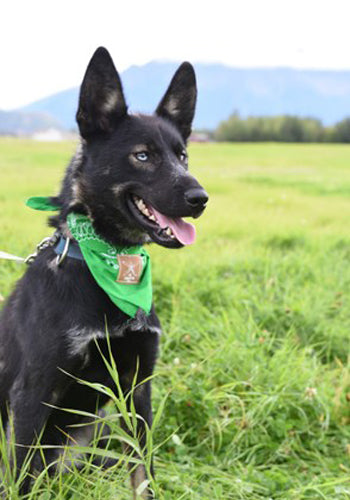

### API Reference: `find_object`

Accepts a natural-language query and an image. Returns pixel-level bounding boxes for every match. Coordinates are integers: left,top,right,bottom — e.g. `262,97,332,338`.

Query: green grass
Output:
1,139,350,498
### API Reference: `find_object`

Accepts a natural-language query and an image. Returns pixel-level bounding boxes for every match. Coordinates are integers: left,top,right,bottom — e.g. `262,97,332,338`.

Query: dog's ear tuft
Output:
76,47,127,139
156,62,197,142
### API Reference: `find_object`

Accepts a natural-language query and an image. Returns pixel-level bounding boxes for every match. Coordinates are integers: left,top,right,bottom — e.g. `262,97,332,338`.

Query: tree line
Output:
213,113,350,142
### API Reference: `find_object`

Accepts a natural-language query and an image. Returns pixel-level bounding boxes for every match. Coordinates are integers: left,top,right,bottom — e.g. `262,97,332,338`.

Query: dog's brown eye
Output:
135,152,149,162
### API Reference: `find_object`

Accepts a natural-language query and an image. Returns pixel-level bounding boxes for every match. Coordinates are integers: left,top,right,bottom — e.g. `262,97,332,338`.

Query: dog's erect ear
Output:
76,47,127,139
156,62,197,141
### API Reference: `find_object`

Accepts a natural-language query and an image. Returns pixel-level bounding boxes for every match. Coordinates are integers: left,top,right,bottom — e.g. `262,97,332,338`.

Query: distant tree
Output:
323,126,336,142
333,118,350,142
214,112,248,141
278,116,303,142
300,118,324,142
213,113,344,143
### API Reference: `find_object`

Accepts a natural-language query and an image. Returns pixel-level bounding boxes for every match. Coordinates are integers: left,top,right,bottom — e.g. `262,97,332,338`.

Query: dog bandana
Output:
26,197,152,318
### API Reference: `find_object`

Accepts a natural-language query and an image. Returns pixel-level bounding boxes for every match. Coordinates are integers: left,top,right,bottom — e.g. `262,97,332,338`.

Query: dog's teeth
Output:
140,206,150,216
137,199,145,210
165,227,172,236
133,196,158,223
170,234,176,239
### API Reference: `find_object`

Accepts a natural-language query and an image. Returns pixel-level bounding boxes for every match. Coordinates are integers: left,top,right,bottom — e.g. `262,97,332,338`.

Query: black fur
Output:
0,47,208,498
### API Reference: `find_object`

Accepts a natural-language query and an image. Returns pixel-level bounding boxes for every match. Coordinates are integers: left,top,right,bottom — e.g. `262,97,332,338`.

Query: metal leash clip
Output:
24,234,59,265
55,237,71,267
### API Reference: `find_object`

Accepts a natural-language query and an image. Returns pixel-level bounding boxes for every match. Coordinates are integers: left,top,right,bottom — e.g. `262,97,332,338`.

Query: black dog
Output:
0,47,208,498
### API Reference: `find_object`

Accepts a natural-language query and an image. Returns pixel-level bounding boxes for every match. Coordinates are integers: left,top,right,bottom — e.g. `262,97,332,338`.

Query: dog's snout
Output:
184,188,209,209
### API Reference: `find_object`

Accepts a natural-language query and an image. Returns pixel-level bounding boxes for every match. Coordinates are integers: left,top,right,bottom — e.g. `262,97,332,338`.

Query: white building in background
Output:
31,128,65,141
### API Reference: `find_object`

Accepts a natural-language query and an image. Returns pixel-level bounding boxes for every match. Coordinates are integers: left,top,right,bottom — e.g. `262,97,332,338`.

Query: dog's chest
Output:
66,309,161,358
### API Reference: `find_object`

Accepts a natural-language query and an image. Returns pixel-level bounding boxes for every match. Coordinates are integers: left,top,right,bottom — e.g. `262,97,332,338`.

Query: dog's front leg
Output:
121,377,154,500
131,380,154,500
8,372,58,494
121,359,154,500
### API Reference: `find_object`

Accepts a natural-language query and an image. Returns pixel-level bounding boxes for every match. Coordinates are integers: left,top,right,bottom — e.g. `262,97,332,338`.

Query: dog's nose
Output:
184,188,209,209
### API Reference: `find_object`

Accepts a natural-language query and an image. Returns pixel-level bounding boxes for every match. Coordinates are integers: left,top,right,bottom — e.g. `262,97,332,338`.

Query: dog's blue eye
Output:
135,152,149,162
179,151,187,162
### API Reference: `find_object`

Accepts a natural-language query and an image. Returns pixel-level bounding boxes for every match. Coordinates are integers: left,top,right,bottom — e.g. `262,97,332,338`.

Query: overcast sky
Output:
1,0,350,110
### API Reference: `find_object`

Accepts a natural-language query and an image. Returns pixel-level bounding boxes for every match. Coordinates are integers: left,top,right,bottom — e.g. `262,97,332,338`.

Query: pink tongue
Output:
150,207,196,245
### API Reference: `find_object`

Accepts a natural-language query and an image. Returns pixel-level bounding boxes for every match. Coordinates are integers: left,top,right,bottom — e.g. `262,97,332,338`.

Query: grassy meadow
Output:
1,138,350,498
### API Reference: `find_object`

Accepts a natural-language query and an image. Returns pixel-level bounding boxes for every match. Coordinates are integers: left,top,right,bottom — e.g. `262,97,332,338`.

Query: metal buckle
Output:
55,237,71,266
24,234,59,265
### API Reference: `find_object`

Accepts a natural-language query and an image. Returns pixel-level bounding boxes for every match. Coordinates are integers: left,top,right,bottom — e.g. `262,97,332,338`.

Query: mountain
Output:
0,110,62,136
17,63,350,131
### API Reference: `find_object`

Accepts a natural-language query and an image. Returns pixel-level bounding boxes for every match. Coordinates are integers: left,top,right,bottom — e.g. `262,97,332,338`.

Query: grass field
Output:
1,139,350,499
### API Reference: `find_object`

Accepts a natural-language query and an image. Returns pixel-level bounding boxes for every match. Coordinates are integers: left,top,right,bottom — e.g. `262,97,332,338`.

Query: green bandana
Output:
26,197,152,318
26,196,61,211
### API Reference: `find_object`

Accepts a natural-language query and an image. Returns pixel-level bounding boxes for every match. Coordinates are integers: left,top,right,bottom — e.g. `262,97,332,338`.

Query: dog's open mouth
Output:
127,194,196,247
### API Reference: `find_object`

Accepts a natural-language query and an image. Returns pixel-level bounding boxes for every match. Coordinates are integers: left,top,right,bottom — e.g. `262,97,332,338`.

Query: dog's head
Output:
56,47,208,248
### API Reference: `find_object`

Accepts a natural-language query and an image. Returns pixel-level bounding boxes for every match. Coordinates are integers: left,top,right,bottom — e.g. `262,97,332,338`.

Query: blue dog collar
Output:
54,236,84,261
